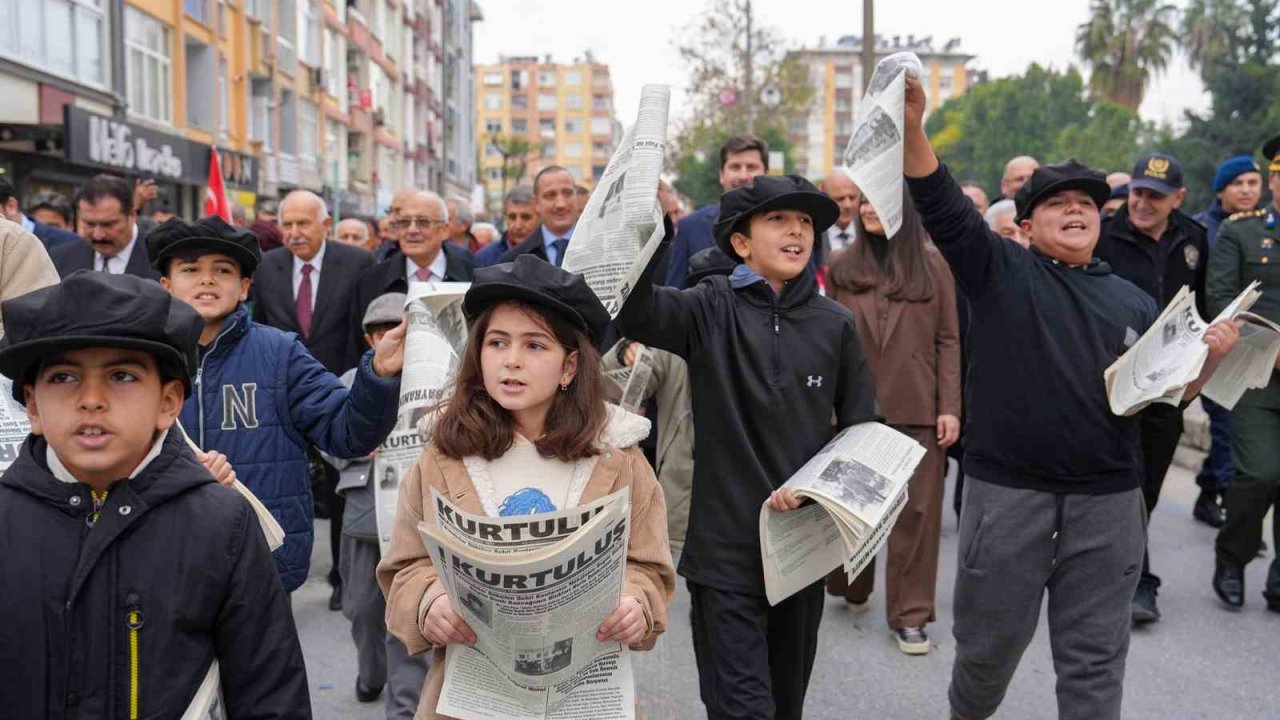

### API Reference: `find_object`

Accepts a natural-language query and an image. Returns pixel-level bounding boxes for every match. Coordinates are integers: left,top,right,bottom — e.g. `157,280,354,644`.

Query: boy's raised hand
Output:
421,595,477,647
372,318,408,378
196,450,237,487
902,75,939,178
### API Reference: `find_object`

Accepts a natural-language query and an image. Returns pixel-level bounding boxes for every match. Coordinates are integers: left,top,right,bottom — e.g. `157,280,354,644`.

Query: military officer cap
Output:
1262,134,1280,173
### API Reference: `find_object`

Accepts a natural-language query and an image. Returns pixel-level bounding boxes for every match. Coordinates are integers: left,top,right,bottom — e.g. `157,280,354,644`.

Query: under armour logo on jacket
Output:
221,383,261,430
807,375,823,388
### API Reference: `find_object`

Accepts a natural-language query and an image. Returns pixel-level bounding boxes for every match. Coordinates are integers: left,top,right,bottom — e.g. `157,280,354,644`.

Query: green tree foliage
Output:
673,124,793,209
1076,0,1179,110
1054,101,1146,172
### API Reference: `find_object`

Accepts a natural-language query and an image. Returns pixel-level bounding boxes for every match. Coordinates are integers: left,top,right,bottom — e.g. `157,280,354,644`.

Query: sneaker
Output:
895,626,930,655
1131,580,1161,624
1192,492,1226,528
1266,594,1280,613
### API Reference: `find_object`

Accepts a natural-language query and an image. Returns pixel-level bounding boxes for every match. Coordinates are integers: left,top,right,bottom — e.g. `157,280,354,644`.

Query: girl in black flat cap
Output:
378,256,676,719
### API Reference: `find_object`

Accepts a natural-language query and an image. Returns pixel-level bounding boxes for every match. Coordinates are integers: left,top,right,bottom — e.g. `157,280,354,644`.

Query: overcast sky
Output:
472,0,1209,131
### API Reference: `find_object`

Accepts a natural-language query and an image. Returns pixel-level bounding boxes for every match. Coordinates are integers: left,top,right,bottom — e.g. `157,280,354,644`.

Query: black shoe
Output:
1131,580,1161,624
1266,594,1280,613
1213,563,1245,609
328,584,343,612
355,677,383,703
1192,492,1226,528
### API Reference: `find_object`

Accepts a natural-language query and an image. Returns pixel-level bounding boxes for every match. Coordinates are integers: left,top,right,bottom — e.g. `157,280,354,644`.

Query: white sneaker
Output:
895,627,930,655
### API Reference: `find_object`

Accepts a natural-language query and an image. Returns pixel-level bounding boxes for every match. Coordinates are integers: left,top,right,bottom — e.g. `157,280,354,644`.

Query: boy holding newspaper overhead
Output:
617,175,878,720
0,272,309,717
378,256,675,719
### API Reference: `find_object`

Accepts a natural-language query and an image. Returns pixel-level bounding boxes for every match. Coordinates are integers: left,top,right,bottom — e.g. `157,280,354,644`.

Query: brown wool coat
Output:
376,408,676,720
829,247,962,426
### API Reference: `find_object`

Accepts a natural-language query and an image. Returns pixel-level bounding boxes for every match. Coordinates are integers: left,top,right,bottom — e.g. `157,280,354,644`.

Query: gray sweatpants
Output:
949,477,1145,720
340,534,429,720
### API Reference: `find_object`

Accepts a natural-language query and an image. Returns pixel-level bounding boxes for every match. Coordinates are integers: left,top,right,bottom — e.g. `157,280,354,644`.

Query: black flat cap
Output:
464,255,610,342
1263,135,1280,172
0,271,203,402
146,216,262,276
712,175,840,258
684,246,737,289
1013,159,1111,224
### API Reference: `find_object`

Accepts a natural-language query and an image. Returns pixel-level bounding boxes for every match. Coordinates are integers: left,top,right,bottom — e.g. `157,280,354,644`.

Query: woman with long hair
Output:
377,256,676,717
826,190,962,655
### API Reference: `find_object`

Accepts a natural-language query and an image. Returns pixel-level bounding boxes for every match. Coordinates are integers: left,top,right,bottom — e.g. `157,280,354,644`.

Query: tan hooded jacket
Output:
0,218,59,338
377,405,676,719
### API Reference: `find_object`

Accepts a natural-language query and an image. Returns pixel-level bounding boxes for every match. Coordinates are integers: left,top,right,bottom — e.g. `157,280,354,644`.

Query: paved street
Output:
296,452,1277,719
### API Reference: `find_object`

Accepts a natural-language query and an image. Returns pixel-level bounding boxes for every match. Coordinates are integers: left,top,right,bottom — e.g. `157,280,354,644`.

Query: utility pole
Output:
741,0,755,133
861,0,875,93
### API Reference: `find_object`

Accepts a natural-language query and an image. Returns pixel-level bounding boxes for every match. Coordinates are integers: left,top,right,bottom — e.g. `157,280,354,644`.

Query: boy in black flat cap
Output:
898,75,1239,720
0,271,310,718
617,174,878,720
147,216,404,593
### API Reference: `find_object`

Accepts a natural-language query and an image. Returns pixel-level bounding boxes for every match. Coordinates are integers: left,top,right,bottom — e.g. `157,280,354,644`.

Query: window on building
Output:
484,92,502,111
184,0,206,23
511,118,528,133
834,67,853,88
539,118,555,136
567,165,584,181
788,117,807,134
5,0,108,86
564,69,581,85
836,119,852,135
537,92,557,111
125,7,171,124
299,99,318,159
540,141,555,157
835,96,852,112
592,141,609,156
563,142,582,158
538,69,556,85
510,94,528,110
250,78,272,149
487,167,502,181
590,117,610,135
564,93,583,110
592,165,607,180
245,0,269,22
592,94,610,110
940,73,954,94
279,89,297,154
483,70,502,85
277,0,296,73
185,37,216,130
484,119,502,134
299,0,321,66
218,57,229,141
564,118,583,134
324,28,347,110
325,118,345,184
511,69,528,89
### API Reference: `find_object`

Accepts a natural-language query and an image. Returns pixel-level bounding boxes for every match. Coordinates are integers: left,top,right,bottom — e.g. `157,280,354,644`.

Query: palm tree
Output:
1182,0,1247,73
1075,0,1179,110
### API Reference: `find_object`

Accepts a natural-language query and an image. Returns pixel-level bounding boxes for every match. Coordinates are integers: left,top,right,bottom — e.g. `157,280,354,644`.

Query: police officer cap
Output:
463,255,610,342
146,215,262,276
1262,135,1280,173
1129,153,1184,195
1013,159,1111,224
0,271,203,402
712,175,840,258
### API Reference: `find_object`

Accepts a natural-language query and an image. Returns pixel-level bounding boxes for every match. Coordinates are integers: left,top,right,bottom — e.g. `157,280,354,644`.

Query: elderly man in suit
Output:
48,174,159,280
253,189,375,611
355,189,474,323
0,180,80,251
499,165,577,266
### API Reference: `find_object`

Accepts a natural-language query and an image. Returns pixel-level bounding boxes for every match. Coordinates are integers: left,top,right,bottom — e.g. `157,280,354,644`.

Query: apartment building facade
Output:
474,54,619,213
0,0,481,221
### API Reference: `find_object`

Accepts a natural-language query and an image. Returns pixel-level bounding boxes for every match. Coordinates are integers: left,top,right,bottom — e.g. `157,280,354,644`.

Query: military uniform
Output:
1205,193,1280,609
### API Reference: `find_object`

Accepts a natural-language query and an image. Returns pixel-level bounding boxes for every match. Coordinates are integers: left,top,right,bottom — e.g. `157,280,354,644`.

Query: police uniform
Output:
1205,136,1280,610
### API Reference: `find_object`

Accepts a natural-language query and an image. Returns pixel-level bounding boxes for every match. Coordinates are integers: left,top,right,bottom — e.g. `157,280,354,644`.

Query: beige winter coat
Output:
377,406,676,720
0,217,59,338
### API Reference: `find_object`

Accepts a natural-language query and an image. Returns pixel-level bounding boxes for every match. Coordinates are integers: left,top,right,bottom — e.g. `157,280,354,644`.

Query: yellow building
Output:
786,35,974,179
475,55,619,212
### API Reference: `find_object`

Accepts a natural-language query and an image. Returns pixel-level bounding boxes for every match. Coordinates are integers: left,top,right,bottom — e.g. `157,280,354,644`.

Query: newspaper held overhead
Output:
1104,281,1276,415
840,52,923,239
561,85,670,318
0,376,30,475
375,282,471,555
425,489,636,720
760,422,926,606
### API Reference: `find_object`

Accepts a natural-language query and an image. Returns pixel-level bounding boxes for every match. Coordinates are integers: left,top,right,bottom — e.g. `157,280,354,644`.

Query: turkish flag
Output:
204,148,231,222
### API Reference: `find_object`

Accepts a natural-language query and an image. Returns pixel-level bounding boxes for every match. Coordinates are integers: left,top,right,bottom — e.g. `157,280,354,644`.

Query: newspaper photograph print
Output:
561,85,670,318
0,376,30,475
841,51,923,239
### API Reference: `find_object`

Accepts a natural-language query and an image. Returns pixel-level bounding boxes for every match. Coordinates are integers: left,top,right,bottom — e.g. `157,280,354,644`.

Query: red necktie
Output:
414,267,432,282
297,264,314,338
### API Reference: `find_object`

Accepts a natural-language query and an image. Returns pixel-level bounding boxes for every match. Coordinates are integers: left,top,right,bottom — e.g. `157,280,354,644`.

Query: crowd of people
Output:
0,71,1275,720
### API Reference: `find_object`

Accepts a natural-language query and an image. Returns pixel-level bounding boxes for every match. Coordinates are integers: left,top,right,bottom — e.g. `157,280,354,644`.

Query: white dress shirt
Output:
97,225,140,274
291,241,327,310
406,249,449,284
826,223,855,254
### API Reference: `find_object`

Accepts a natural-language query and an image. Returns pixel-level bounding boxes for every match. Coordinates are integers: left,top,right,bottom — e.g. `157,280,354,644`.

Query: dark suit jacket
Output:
354,243,475,328
252,241,374,374
498,226,554,264
829,247,962,427
30,220,80,250
48,234,161,281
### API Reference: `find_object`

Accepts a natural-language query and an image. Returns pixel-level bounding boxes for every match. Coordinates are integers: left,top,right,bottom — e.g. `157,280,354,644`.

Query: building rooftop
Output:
794,34,974,60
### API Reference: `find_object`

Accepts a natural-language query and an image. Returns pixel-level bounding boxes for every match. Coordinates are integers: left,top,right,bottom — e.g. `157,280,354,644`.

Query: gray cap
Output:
362,292,406,331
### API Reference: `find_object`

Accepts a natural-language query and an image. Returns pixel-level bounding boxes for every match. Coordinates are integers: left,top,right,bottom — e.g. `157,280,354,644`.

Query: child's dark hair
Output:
164,249,246,278
434,300,607,462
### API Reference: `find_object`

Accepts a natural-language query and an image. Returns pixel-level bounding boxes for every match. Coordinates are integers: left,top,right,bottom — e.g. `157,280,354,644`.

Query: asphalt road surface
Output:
296,453,1277,719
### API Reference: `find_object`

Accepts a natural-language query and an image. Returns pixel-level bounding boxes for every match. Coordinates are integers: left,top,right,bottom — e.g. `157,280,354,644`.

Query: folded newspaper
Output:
423,488,638,720
373,282,471,554
1105,281,1277,414
0,376,30,475
175,423,285,551
561,84,670,318
841,52,923,239
760,423,926,606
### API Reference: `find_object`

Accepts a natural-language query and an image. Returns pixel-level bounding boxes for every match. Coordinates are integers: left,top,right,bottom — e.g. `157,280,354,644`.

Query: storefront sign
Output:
218,147,259,190
64,106,209,185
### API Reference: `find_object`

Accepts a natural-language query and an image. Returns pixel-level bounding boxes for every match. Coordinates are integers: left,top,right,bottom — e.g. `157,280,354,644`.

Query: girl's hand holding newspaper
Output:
597,595,646,646
421,596,477,647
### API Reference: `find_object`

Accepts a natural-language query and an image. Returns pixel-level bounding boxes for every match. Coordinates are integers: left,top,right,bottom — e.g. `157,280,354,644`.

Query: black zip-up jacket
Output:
908,164,1158,495
1096,205,1209,317
618,243,877,595
0,430,311,719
